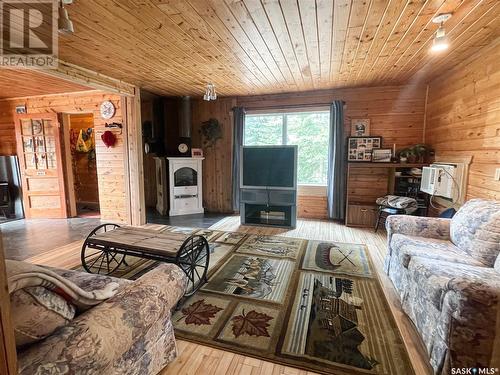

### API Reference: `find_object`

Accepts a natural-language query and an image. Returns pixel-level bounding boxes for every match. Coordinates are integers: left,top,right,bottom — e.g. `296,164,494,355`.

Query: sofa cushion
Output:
391,233,485,268
11,286,76,347
450,199,500,267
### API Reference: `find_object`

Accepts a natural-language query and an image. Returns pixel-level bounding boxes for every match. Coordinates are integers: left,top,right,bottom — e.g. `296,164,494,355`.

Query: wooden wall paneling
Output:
124,91,146,226
191,97,235,213
187,85,426,219
0,93,129,223
0,236,17,374
297,196,328,219
425,41,500,202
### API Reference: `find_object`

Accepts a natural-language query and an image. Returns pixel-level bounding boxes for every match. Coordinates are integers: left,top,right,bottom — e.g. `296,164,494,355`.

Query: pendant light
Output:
203,83,217,101
431,13,452,52
58,0,74,34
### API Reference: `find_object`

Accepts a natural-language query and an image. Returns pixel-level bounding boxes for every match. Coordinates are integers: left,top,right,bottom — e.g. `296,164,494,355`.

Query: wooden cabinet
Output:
346,203,378,227
345,162,428,228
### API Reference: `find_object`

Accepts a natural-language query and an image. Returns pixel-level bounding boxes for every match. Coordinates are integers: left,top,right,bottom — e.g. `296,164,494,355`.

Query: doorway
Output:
63,113,100,218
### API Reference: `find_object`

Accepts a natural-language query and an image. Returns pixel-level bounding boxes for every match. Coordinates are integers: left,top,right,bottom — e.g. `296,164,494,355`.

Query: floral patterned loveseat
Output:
15,263,187,375
383,198,500,374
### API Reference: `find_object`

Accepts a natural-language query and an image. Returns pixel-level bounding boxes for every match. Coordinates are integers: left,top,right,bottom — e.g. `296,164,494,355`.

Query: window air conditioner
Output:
420,164,456,199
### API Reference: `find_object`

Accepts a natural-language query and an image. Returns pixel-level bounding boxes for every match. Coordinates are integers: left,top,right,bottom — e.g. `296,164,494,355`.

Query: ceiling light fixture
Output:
431,13,452,52
58,0,74,34
203,83,217,101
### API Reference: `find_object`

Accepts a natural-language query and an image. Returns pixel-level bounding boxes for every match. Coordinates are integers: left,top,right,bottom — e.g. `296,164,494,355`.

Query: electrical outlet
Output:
495,168,500,181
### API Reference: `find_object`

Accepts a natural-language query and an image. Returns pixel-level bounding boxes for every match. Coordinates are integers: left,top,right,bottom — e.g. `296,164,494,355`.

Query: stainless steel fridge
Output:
0,156,24,220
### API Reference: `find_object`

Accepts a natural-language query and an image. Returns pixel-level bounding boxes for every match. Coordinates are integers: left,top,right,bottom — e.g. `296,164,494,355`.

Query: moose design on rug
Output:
202,255,294,303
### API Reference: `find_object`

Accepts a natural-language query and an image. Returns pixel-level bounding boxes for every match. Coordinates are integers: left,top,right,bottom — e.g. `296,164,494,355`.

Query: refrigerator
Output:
0,156,24,219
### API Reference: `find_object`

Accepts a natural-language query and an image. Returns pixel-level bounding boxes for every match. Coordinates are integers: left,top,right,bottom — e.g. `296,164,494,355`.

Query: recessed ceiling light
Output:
431,13,452,52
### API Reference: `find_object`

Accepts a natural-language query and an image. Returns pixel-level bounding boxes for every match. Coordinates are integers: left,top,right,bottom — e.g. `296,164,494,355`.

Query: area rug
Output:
75,226,414,375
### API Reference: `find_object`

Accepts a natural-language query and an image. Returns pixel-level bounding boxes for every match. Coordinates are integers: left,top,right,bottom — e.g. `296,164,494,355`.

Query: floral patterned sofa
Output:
383,198,500,374
15,263,187,375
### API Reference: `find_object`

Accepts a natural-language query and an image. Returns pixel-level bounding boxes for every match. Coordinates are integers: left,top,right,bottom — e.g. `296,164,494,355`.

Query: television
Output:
240,145,297,190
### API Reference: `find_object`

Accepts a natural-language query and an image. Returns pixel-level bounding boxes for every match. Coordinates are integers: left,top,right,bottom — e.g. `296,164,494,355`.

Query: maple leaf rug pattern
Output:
82,226,414,375
169,227,414,375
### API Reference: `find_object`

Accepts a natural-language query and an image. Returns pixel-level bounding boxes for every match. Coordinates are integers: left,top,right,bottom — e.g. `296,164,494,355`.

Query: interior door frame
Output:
60,113,77,217
14,113,68,219
60,112,100,218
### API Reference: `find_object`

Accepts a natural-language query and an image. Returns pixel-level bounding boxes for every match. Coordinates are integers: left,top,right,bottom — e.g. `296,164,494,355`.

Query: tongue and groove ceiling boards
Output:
0,69,91,99
8,0,500,96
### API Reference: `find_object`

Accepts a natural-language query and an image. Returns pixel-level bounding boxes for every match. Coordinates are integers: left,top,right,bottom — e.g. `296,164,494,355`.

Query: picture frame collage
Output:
347,136,381,162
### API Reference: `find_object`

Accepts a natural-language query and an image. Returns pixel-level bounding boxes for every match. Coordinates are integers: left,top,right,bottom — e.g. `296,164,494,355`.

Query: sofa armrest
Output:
18,264,187,374
386,215,451,241
446,267,500,308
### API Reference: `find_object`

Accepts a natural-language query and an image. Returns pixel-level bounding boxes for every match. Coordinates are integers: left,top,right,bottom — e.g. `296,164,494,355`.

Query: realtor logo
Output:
0,0,58,68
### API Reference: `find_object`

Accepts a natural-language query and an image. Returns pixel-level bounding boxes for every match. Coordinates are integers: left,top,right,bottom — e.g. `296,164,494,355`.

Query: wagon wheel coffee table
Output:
81,224,209,296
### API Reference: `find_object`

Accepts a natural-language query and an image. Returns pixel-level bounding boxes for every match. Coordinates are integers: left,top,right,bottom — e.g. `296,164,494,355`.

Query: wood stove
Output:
167,157,204,216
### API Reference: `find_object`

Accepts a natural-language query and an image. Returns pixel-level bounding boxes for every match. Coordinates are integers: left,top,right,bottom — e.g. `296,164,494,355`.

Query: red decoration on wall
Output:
101,130,116,148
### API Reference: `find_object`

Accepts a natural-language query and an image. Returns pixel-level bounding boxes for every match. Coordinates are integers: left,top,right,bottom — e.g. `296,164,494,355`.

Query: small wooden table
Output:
81,224,209,296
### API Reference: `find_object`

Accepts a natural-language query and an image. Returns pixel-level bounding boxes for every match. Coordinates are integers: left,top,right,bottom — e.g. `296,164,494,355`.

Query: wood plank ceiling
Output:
0,69,92,99
9,0,500,96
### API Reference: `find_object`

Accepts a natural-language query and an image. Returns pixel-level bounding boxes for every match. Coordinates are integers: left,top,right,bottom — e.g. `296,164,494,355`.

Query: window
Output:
244,110,330,185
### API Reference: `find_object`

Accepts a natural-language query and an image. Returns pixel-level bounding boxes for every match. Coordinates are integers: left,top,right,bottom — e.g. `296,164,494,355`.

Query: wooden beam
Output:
0,237,17,374
124,89,146,226
38,60,136,97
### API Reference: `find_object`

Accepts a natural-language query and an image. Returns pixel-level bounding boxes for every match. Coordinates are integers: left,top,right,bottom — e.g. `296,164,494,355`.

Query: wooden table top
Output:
88,226,191,257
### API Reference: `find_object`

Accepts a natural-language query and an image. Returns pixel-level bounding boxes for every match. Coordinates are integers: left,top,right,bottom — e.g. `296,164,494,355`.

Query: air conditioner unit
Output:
420,164,456,199
421,166,438,195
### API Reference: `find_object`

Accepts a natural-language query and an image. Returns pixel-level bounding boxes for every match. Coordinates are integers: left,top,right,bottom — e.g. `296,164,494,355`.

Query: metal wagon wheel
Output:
176,235,210,297
81,223,126,275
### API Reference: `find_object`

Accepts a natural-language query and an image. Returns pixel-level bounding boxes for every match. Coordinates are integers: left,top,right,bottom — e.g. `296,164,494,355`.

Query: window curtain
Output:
232,107,245,211
327,101,346,220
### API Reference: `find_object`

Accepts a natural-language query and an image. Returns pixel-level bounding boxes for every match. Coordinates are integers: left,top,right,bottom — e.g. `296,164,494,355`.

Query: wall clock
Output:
178,143,189,154
100,100,115,120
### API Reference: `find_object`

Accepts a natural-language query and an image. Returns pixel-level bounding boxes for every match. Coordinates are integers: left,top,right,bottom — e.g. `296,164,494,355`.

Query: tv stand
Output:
240,188,296,228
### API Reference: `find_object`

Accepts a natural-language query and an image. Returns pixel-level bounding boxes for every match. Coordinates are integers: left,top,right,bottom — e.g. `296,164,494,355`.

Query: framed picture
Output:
347,136,382,162
372,148,392,163
351,118,370,136
191,148,204,158
15,105,27,114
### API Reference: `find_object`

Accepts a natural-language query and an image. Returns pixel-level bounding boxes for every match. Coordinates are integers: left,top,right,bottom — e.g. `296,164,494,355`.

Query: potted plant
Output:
412,144,433,163
397,147,414,163
397,144,434,163
199,118,222,148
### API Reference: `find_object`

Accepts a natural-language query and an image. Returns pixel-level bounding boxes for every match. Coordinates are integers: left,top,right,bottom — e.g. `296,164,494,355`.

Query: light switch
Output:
495,168,500,181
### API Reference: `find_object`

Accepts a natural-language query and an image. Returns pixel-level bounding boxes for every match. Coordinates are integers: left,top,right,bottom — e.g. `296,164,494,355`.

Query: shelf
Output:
348,162,428,168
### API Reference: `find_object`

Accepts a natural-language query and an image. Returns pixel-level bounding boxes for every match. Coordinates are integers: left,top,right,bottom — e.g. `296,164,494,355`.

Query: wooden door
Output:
14,113,68,218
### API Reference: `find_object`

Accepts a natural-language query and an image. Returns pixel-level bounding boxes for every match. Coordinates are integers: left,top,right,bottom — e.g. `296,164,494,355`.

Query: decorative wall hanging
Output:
200,118,222,147
350,118,370,136
15,105,27,114
101,130,116,148
347,136,382,162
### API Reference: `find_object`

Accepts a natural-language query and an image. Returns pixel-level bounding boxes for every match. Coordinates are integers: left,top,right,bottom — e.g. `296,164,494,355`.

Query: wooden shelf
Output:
348,162,427,168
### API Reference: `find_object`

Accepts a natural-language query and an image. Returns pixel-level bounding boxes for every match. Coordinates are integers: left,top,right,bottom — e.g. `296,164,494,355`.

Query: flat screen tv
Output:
240,145,297,189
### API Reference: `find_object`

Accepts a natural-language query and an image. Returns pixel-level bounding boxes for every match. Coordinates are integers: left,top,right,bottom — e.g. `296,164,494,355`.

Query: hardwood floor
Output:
11,216,432,375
